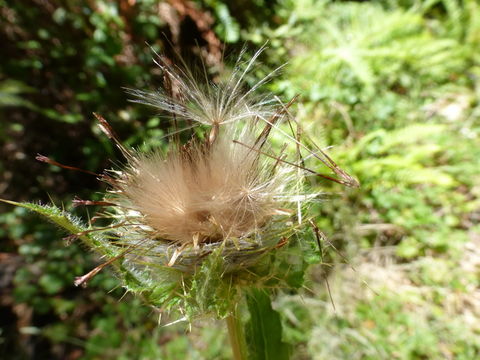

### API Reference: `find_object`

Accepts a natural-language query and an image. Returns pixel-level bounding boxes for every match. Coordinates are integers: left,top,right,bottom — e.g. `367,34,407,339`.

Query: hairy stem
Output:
226,308,246,360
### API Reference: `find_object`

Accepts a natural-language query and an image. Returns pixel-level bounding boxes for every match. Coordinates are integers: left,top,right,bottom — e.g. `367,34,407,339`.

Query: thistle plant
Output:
3,47,357,359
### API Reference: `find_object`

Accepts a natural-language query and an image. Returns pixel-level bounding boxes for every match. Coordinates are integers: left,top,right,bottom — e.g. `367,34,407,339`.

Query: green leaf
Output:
187,247,237,318
0,199,117,256
0,79,35,108
245,288,290,360
213,3,240,43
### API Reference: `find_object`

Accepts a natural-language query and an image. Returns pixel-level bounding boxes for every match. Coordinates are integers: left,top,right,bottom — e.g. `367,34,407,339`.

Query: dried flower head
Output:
117,126,291,246
21,47,358,320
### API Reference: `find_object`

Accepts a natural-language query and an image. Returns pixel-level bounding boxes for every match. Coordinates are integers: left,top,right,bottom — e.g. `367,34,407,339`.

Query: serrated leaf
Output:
0,199,115,255
0,199,153,293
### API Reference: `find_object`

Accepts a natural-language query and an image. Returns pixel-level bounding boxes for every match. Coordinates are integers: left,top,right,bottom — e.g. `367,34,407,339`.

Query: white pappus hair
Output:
115,124,295,246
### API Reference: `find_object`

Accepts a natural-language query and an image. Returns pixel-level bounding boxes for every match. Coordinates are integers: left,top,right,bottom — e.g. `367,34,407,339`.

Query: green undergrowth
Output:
255,0,480,358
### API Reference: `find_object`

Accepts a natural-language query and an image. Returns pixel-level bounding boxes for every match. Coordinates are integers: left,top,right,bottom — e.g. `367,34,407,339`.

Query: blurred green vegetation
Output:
1,0,479,359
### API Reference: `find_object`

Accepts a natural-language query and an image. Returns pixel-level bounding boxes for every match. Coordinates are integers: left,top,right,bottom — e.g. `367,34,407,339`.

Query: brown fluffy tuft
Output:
116,125,292,245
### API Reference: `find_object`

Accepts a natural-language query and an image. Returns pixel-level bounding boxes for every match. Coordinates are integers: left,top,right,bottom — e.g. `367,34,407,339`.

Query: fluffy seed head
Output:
27,47,357,319
102,47,307,253
22,45,358,318
116,125,292,245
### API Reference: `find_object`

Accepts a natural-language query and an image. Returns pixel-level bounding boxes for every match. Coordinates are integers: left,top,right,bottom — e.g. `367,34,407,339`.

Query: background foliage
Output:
1,0,479,359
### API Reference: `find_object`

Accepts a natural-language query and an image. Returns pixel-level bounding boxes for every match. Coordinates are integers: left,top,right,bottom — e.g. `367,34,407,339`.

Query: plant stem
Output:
226,308,246,360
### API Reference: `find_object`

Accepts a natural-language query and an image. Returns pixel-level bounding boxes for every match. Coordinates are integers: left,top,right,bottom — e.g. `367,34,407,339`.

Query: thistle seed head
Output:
43,47,357,319
115,125,292,246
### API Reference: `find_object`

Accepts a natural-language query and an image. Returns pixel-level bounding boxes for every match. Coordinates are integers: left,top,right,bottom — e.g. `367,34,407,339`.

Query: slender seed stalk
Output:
226,308,247,360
